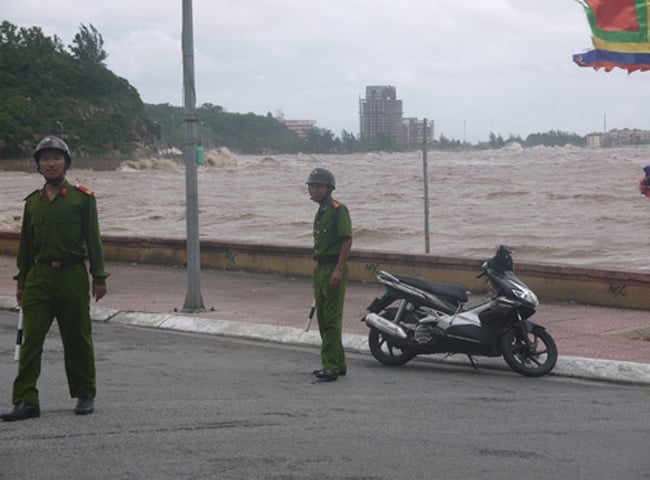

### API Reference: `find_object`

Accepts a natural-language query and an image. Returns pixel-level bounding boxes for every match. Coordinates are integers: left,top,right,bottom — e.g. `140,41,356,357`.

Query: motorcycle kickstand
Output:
466,354,478,369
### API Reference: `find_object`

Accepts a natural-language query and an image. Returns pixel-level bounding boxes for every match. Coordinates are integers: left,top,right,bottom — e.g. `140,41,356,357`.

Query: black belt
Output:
37,257,84,269
315,256,339,265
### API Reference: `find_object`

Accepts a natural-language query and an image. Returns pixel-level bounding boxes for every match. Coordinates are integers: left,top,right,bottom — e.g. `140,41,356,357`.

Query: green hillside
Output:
145,103,308,154
0,21,155,158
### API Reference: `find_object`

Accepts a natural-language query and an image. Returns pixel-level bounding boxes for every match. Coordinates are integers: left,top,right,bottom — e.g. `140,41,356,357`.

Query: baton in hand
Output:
304,300,316,332
14,306,23,361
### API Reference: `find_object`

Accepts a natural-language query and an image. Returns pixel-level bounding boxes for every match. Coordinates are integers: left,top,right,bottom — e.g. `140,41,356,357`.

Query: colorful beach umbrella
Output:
573,0,650,72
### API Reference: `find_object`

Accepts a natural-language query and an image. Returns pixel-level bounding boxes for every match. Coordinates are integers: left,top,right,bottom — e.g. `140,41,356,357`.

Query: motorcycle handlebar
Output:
476,271,486,279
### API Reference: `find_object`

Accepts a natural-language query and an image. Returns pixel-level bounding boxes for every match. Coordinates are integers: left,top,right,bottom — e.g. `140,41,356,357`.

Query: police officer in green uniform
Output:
307,168,352,382
1,136,109,421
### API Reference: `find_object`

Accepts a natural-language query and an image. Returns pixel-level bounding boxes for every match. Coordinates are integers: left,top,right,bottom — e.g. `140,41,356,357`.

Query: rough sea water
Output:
1,145,649,272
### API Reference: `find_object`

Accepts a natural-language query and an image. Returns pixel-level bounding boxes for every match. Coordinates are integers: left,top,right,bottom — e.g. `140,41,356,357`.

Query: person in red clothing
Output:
639,165,650,197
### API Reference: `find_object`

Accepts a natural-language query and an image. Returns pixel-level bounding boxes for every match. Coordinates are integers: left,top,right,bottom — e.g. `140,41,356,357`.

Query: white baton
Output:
14,306,23,362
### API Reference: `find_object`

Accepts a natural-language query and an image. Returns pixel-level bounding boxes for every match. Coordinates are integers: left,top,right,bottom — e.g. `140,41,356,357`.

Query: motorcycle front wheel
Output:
368,308,416,366
501,326,558,377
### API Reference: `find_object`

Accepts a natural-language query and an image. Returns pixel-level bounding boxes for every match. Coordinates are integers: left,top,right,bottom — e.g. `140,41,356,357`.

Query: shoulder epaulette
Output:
75,185,94,196
23,189,40,201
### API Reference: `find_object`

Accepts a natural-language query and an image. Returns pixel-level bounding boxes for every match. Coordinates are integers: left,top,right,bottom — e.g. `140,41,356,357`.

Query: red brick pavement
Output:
1,256,649,364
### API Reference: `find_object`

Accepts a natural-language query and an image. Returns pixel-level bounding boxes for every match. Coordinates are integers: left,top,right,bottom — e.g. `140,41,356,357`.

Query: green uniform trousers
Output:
13,262,96,404
313,263,348,374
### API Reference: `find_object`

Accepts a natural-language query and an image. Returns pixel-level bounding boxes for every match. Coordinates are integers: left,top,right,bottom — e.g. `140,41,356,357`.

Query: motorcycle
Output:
362,246,558,377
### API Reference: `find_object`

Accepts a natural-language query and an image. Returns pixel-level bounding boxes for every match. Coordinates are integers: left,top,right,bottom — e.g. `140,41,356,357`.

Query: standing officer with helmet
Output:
1,136,109,421
307,168,352,382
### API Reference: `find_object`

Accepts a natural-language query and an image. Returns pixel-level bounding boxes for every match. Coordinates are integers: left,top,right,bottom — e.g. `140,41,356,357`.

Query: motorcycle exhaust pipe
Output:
364,313,408,339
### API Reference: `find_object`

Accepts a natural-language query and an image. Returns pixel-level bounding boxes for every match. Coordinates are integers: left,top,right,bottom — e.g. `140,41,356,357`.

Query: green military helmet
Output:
34,136,72,168
306,168,335,190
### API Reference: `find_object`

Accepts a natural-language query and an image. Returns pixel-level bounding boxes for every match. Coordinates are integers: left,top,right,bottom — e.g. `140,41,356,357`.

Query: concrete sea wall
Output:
0,231,648,310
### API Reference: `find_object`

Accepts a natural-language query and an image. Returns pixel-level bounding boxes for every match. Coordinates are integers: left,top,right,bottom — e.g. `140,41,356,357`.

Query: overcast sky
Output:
4,0,650,143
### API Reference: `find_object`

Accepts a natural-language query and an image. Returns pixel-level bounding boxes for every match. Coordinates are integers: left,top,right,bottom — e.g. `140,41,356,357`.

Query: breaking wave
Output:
119,157,182,171
202,147,238,167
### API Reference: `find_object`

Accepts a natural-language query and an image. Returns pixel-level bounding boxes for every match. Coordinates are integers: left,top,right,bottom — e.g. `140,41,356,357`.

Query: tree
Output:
304,128,338,153
436,133,462,150
201,103,223,113
524,130,586,148
488,132,505,149
340,130,360,153
0,21,155,158
69,24,107,65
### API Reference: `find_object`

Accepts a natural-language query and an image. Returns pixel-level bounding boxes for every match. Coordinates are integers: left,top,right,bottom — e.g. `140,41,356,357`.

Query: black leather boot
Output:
74,394,95,415
0,401,40,421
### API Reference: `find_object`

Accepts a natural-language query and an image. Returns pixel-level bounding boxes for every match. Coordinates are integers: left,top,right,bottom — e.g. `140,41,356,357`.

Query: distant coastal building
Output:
359,85,404,144
586,129,650,147
607,128,650,146
402,117,434,147
276,112,317,138
586,133,604,148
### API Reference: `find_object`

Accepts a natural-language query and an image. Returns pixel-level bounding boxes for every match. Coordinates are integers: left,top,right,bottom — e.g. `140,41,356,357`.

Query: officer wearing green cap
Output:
1,136,109,421
307,168,352,382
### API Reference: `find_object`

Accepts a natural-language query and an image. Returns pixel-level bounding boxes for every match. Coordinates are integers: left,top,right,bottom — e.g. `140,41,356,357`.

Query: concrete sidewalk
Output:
1,256,649,385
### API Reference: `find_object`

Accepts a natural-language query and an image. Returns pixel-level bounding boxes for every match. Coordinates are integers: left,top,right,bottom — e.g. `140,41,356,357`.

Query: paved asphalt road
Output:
0,310,648,480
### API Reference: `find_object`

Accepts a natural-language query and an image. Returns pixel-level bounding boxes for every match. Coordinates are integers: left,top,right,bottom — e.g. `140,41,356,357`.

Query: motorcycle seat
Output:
393,274,468,304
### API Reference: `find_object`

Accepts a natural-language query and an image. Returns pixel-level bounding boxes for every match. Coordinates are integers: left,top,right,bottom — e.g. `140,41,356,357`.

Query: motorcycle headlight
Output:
513,287,539,306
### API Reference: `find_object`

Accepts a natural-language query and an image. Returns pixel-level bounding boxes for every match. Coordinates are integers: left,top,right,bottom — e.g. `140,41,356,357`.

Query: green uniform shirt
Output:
15,180,109,289
312,197,352,260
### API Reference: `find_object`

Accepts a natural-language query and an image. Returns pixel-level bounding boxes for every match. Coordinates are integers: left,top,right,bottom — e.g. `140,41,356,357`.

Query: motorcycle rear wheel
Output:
501,326,558,377
368,309,416,366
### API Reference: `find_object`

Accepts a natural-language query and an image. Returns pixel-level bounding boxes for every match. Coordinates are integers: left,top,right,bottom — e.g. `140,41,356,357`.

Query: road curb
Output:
1,295,649,386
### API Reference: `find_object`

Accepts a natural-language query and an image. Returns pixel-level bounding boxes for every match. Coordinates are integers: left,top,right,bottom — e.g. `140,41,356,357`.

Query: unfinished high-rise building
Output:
359,85,403,144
